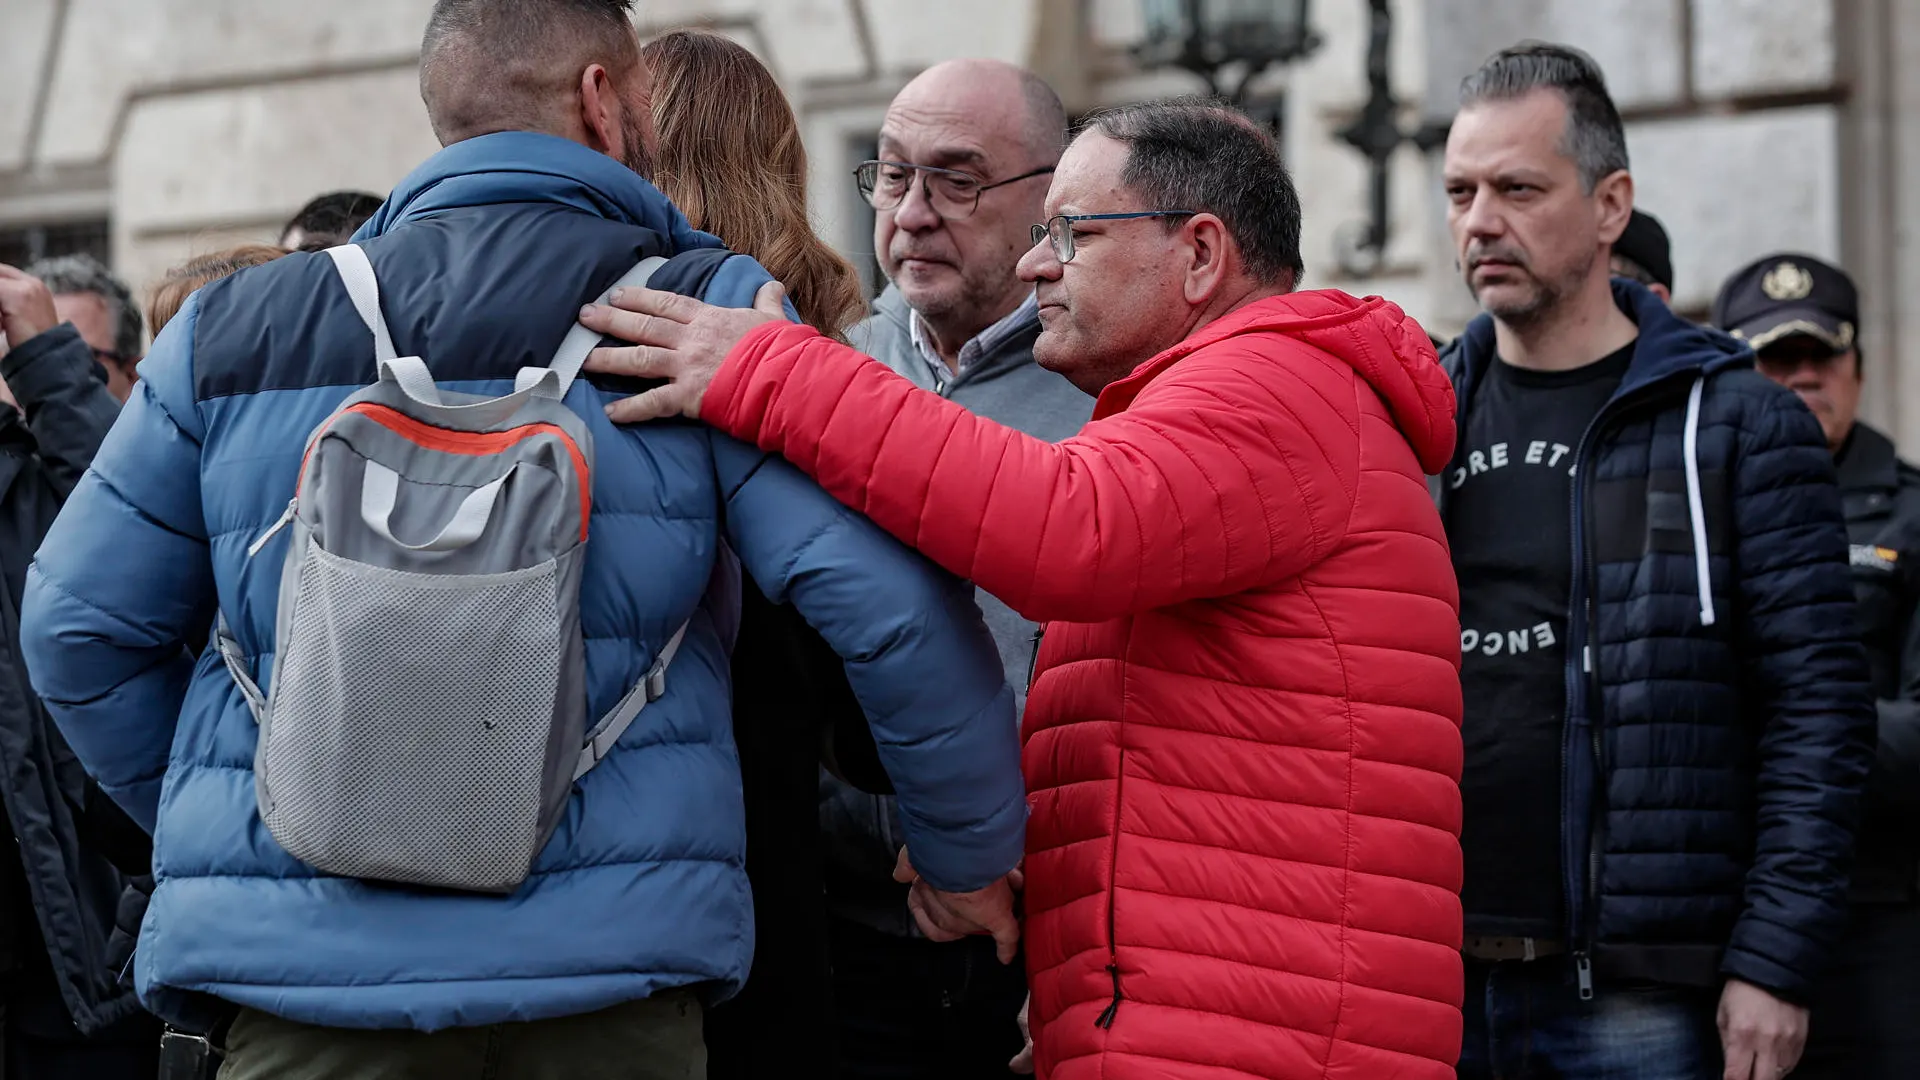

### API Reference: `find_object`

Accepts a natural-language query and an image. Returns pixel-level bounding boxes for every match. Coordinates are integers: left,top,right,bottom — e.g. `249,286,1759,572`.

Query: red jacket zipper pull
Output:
1094,963,1123,1028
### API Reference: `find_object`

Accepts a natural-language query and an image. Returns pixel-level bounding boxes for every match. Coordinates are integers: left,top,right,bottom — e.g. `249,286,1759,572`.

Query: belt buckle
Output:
158,1028,220,1080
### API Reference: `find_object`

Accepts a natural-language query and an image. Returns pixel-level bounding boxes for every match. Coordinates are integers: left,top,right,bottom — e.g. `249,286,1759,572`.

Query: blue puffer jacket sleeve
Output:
1722,378,1876,1000
21,293,217,833
697,255,1024,895
712,438,1025,893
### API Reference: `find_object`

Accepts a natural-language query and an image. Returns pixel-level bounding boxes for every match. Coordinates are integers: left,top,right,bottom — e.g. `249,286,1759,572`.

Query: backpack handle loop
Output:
360,461,517,553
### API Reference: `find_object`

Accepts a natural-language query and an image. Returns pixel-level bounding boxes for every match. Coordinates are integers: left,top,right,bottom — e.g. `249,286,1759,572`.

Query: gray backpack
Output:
218,243,686,893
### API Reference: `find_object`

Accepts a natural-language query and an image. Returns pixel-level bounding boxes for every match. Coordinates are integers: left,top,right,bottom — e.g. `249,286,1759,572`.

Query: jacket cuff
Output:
2,323,106,405
1720,941,1814,1006
704,320,812,444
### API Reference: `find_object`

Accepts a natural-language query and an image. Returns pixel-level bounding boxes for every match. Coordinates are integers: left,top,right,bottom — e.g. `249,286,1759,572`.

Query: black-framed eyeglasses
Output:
855,160,1055,220
89,346,132,368
1030,211,1197,265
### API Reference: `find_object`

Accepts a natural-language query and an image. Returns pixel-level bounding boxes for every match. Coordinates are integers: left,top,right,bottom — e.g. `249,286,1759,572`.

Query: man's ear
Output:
1182,213,1232,305
578,63,623,158
1595,170,1634,246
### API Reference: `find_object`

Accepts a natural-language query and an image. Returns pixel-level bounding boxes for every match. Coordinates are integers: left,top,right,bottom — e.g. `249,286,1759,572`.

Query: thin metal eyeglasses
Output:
854,160,1055,220
1030,211,1197,264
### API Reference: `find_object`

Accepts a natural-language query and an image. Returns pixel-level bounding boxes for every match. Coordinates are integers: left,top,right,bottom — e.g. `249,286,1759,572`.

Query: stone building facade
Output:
1,0,1914,439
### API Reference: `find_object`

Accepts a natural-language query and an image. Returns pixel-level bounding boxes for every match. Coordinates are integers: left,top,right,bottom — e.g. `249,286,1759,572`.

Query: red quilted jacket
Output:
705,290,1465,1079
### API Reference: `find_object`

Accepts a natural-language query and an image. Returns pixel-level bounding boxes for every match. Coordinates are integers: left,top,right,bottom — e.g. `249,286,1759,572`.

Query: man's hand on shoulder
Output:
579,279,787,424
1718,978,1808,1079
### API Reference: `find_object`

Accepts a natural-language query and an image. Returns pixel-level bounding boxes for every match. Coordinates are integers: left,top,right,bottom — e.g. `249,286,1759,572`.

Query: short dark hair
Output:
420,0,639,146
280,191,384,251
1079,98,1304,287
27,253,143,359
1459,41,1629,192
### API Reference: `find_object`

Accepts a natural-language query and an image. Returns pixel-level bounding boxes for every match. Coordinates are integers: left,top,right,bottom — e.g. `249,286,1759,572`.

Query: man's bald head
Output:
420,0,643,149
874,60,1065,365
889,59,1067,164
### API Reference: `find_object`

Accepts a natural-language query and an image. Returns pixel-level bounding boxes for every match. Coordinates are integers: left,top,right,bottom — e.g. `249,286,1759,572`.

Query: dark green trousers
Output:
217,990,704,1080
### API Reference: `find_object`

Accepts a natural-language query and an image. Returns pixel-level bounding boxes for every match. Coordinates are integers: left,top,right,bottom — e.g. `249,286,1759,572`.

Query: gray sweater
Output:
822,284,1091,936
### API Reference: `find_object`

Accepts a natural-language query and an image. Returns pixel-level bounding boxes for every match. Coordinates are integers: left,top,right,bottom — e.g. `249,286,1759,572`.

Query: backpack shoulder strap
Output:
531,255,669,398
325,244,397,364
327,244,444,404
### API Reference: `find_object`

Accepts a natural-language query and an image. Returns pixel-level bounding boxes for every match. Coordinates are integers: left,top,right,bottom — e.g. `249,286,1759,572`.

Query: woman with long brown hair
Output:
644,30,867,340
641,29,878,1080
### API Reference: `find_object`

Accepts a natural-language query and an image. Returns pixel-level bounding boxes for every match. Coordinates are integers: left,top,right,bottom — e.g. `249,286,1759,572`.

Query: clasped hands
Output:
892,849,1034,1074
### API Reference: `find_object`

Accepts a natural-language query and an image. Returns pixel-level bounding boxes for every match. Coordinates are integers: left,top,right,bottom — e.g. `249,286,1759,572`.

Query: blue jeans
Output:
1458,958,1721,1080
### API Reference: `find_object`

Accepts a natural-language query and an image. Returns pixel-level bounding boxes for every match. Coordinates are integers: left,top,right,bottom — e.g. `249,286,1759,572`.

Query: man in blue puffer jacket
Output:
14,2,1025,1076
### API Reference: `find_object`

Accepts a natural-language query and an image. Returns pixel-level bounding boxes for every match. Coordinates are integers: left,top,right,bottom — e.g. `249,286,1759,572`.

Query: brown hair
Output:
146,245,287,338
643,30,867,340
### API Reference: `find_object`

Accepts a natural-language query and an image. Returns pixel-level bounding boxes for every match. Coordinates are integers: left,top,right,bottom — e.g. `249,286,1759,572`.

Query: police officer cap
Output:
1711,253,1858,354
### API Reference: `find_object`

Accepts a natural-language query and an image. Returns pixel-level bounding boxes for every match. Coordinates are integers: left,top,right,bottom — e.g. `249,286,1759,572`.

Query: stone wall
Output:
2,0,1915,441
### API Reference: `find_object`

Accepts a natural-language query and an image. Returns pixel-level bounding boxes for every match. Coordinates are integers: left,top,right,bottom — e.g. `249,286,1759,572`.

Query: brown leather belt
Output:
1462,935,1566,962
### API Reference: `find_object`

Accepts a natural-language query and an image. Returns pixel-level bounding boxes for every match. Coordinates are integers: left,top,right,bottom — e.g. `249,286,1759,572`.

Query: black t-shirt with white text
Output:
1446,341,1634,938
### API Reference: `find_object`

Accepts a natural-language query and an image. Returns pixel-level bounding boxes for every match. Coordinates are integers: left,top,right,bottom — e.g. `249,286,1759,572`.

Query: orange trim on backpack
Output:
332,402,592,543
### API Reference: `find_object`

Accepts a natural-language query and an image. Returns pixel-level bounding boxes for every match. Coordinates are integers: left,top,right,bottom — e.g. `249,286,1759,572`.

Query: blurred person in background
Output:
277,191,385,253
145,246,288,339
1610,208,1671,305
0,264,151,1079
1440,42,1872,1080
24,255,142,404
1713,253,1920,1080
823,56,1085,1079
641,27,874,1079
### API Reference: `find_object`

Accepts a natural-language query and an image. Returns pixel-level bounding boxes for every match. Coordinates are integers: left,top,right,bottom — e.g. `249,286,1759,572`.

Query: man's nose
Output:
1458,190,1506,244
892,175,943,232
1017,234,1058,283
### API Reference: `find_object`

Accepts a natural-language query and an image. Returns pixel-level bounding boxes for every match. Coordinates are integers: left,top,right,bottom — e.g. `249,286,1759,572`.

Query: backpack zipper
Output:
247,499,297,557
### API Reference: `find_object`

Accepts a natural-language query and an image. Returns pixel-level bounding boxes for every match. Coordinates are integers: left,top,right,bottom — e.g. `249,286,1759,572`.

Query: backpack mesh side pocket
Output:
258,545,567,892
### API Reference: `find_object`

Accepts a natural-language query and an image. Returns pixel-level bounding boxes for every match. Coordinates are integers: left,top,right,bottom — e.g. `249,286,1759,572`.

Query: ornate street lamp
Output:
1134,0,1321,104
1332,0,1451,276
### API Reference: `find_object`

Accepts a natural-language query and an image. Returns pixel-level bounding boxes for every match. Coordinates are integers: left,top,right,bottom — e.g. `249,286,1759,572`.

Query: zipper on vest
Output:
247,499,297,557
1574,952,1594,1000
1094,962,1123,1028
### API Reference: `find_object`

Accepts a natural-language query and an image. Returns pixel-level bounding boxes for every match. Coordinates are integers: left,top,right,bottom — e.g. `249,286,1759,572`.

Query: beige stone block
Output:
0,0,59,172
1626,107,1841,312
38,0,433,168
1691,0,1836,99
863,0,1040,73
1423,0,1683,113
757,0,869,84
639,0,867,85
111,67,438,259
1090,0,1146,48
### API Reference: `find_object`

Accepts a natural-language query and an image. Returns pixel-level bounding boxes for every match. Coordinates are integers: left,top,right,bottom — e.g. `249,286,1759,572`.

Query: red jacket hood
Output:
1093,289,1458,474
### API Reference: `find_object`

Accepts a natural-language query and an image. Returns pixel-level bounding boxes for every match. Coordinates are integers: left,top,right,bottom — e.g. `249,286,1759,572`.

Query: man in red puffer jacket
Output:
580,99,1466,1079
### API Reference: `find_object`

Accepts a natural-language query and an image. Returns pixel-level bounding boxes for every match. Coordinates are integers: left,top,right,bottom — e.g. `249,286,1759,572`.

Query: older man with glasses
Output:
811,58,1090,1079
579,98,1469,1080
